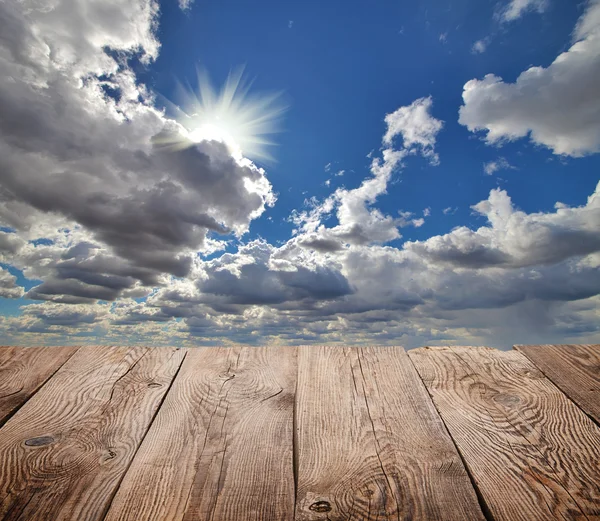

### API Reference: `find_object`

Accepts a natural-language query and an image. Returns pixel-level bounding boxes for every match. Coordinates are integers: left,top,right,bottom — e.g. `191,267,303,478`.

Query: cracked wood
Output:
408,346,600,521
515,344,600,425
103,346,297,521
0,345,185,521
0,346,78,428
294,346,485,521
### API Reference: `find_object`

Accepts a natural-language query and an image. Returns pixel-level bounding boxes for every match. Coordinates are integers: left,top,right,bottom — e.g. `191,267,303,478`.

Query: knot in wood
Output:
24,436,55,447
309,501,332,513
493,393,520,407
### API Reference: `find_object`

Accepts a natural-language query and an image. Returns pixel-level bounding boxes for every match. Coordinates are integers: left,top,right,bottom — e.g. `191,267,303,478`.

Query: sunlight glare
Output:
164,67,286,163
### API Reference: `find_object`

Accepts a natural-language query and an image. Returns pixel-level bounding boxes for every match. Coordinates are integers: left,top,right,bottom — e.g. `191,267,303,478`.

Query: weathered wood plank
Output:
0,346,78,428
295,346,485,521
0,345,186,521
408,346,600,521
103,346,296,521
515,344,600,424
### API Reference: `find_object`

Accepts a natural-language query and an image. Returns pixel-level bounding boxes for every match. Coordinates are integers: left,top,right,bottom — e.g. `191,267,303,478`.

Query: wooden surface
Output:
295,346,485,521
0,345,185,521
408,346,600,521
104,346,296,521
515,344,600,425
0,346,78,427
0,344,598,521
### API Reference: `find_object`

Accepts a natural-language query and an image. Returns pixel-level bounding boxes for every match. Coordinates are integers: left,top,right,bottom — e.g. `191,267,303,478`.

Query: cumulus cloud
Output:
460,0,600,157
383,96,443,165
291,96,443,249
406,182,600,269
0,0,274,303
0,268,24,299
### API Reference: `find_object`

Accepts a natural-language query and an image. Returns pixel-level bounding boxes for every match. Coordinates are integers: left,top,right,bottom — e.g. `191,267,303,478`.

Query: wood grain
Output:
408,346,600,521
515,344,600,424
0,345,186,521
295,346,485,521
0,346,78,427
103,346,296,521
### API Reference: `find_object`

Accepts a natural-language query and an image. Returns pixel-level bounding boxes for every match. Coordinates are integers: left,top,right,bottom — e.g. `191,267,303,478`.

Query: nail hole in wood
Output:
148,382,161,388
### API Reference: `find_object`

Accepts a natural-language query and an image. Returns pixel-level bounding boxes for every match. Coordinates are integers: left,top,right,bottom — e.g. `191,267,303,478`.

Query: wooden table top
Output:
0,344,598,520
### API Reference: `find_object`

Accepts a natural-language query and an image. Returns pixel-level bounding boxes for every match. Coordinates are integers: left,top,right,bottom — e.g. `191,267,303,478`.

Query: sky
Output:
0,0,599,349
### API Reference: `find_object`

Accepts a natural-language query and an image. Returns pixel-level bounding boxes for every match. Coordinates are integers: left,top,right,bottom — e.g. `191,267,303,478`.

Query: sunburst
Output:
159,67,287,163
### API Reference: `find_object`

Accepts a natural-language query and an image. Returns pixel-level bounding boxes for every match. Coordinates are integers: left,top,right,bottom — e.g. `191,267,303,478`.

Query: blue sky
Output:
149,0,595,242
0,0,599,348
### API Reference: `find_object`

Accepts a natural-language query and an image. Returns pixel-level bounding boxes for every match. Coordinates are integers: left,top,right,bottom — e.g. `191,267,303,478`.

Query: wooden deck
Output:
0,345,598,521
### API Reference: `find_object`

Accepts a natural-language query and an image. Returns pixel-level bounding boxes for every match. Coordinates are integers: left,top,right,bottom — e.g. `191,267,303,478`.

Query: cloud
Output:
383,96,443,165
1,0,599,349
471,39,488,54
407,182,600,269
291,97,443,250
0,268,24,299
499,0,548,22
0,0,274,302
483,157,516,175
460,0,600,157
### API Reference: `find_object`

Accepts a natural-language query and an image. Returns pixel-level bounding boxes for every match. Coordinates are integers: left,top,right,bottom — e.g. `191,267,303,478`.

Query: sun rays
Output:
159,66,287,163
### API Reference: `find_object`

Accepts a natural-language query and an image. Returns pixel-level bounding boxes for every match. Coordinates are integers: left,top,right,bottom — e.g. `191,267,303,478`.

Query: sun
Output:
160,67,287,163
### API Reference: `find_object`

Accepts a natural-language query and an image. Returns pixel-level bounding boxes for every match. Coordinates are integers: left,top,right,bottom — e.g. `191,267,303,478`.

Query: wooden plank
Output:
0,345,186,521
0,346,78,428
408,346,600,521
295,346,485,521
515,344,600,424
103,346,296,521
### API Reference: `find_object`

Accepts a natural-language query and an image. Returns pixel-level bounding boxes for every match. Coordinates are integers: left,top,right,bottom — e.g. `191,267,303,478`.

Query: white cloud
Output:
179,0,194,10
471,39,488,54
288,20,294,29
460,0,600,157
293,97,443,248
407,182,600,269
483,157,516,175
383,96,443,165
439,32,448,44
499,0,548,22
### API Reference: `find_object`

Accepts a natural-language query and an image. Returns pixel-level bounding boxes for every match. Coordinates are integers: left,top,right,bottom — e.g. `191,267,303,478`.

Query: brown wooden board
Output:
515,344,600,425
0,346,78,427
408,346,600,521
103,346,296,521
0,345,186,521
295,346,485,521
